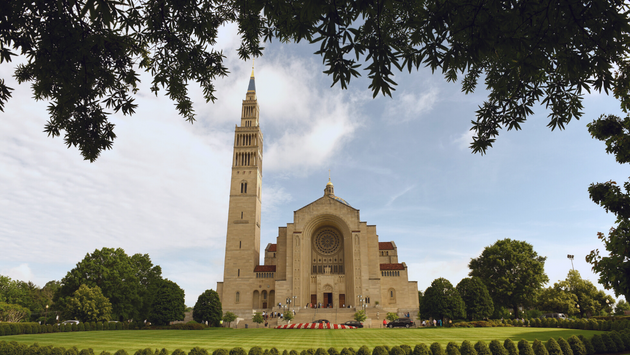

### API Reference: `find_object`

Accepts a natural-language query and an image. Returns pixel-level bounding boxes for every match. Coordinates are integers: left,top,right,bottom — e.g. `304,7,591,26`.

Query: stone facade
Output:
217,71,419,320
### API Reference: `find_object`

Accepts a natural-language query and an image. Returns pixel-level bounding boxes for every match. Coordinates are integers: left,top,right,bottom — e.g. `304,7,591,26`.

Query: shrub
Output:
230,348,246,355
114,350,129,355
283,351,288,355
475,342,491,355
504,340,517,355
459,341,477,355
249,347,263,355
328,349,339,355
401,345,412,355
212,350,227,355
341,350,353,355
373,347,388,355
66,349,78,355
532,340,548,355
618,331,630,351
358,346,371,355
270,349,279,355
291,351,299,355
601,334,617,353
413,344,430,355
79,349,95,355
590,335,606,354
391,347,406,355
557,338,572,355
134,350,153,355
610,332,626,352
517,340,534,355
567,336,586,355
446,343,460,355
190,347,209,355
489,340,506,355
576,336,593,355
545,338,562,355
430,344,444,355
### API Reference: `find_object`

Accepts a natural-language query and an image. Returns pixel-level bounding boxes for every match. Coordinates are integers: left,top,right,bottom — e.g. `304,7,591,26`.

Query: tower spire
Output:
248,60,256,93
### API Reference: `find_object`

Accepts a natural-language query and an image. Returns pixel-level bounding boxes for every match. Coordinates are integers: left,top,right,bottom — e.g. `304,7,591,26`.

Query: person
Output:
422,320,426,327
265,321,268,327
433,319,437,326
383,319,387,328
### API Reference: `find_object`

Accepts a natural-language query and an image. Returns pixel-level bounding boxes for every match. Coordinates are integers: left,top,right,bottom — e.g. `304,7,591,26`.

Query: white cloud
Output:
3,264,35,282
454,129,475,150
382,88,439,124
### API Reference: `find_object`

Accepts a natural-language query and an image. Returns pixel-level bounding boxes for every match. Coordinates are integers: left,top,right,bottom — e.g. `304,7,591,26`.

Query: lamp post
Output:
567,254,575,271
292,295,297,311
45,305,49,325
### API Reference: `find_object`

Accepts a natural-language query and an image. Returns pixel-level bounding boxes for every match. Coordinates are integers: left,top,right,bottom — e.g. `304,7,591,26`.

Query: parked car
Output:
387,318,414,328
543,313,567,320
313,319,330,324
341,320,363,328
61,320,80,325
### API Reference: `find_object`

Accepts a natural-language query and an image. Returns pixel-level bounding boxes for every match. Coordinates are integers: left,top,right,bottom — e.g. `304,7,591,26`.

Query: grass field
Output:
0,328,604,354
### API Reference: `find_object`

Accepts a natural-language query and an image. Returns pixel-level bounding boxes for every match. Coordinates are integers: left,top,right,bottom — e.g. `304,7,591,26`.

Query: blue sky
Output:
0,23,627,307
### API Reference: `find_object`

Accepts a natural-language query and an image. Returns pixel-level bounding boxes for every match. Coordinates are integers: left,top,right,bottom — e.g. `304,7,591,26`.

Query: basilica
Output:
216,70,419,324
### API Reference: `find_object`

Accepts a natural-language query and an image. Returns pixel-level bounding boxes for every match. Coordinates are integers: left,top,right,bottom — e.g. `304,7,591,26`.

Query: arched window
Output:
241,182,247,193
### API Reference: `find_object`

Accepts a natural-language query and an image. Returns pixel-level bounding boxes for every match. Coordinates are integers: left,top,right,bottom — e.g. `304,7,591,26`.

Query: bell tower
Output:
220,67,263,309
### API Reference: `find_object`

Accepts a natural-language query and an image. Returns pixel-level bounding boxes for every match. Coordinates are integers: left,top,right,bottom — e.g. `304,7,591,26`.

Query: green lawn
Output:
0,328,604,354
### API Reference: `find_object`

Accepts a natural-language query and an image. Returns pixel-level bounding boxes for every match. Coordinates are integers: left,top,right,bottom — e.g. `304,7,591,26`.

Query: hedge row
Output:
2,330,630,355
0,321,205,336
453,318,630,332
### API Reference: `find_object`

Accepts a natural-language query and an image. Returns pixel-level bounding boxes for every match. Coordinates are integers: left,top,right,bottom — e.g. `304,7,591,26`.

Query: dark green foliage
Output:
504,340,518,355
326,348,338,355
576,336,594,355
567,336,586,355
270,349,279,355
291,351,299,355
193,290,222,327
421,278,465,321
431,343,445,355
469,239,548,318
532,340,548,355
229,349,246,355
488,341,505,355
545,338,562,355
474,342,491,355
373,347,388,355
400,346,412,355
556,338,572,355
610,332,625,351
149,279,185,326
446,343,460,355
413,344,430,355
134,350,153,355
66,349,78,355
390,347,405,355
601,334,617,353
590,335,606,354
79,350,94,355
517,340,534,355
249,348,263,355
340,350,353,355
618,331,630,351
190,348,209,355
283,351,288,355
212,350,227,355
457,277,494,321
461,341,477,355
315,350,327,355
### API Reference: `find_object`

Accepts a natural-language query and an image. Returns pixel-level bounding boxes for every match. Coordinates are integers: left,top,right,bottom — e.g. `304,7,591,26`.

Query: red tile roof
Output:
267,244,277,252
254,265,276,272
379,242,394,250
380,263,405,270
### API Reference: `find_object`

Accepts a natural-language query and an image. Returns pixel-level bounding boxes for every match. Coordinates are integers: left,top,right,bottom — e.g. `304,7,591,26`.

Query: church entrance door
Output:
311,294,317,307
324,293,333,308
339,294,345,307
262,302,267,308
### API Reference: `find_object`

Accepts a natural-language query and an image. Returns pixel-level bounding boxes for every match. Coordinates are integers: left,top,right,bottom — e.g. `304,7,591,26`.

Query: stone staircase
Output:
232,307,376,328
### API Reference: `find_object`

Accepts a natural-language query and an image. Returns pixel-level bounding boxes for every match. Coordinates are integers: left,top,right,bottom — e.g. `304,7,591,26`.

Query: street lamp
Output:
45,305,49,325
292,295,297,311
567,255,575,270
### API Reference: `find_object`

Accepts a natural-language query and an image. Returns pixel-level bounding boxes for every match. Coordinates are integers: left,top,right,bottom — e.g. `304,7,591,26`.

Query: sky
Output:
0,22,628,308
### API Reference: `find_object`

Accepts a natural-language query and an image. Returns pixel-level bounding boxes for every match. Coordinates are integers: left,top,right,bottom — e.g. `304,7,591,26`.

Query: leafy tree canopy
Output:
2,0,629,161
420,277,465,321
536,287,579,316
54,247,163,322
223,311,237,327
353,309,367,322
148,279,185,326
386,312,399,322
192,289,222,326
252,312,264,324
456,277,493,321
553,270,614,317
0,302,31,322
66,284,112,322
586,114,630,301
614,299,630,316
469,239,548,318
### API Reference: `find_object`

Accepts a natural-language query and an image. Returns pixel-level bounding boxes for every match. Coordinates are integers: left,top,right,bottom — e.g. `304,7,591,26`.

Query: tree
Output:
614,299,630,316
554,270,614,317
586,114,630,301
469,239,549,318
2,0,629,161
252,312,264,326
66,284,112,322
282,310,294,323
54,247,162,322
420,278,465,321
354,309,367,322
192,289,222,326
456,277,494,321
0,302,30,322
223,311,237,327
148,279,185,326
386,312,399,322
536,287,578,316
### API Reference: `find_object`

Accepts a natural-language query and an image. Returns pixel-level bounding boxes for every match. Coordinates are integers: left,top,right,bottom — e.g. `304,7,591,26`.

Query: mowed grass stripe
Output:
0,328,603,353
